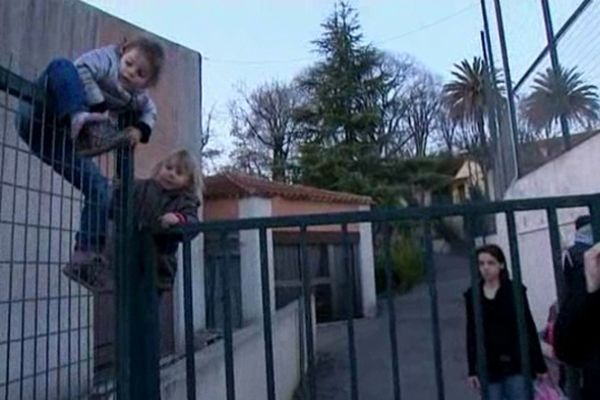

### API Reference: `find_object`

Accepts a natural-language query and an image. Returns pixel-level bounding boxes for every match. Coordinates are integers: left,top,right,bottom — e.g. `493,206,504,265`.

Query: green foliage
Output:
522,65,600,133
295,2,392,198
375,233,425,294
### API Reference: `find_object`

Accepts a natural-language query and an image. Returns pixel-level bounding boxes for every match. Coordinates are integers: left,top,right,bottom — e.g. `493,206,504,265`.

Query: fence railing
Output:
165,192,600,400
3,60,600,400
0,62,135,399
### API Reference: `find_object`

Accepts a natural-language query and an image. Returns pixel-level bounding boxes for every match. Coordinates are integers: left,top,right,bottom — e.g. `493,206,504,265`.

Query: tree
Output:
364,53,416,157
442,57,501,198
435,105,459,154
295,1,388,196
522,65,600,137
403,70,441,157
229,81,305,181
199,106,223,174
442,57,490,151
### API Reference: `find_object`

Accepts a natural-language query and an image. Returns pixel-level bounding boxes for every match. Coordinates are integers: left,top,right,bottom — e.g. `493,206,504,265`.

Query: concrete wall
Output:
161,300,306,400
0,0,202,396
238,197,275,324
358,205,377,317
493,133,600,326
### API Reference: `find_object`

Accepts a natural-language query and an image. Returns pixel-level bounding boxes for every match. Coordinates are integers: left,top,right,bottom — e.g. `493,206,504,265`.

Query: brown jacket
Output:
132,179,201,290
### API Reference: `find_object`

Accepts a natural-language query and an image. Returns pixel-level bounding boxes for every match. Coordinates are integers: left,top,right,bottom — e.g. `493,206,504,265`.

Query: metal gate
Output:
3,62,600,400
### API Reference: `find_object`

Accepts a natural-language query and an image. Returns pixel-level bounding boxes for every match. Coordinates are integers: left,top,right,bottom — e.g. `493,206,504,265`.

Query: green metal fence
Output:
3,61,600,400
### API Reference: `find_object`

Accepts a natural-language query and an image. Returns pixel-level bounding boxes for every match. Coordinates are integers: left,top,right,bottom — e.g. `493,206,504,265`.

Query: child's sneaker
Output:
75,120,130,157
63,250,113,292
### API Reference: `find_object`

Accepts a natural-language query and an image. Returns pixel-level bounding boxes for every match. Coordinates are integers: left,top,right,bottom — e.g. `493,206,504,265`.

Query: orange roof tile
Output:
204,172,373,205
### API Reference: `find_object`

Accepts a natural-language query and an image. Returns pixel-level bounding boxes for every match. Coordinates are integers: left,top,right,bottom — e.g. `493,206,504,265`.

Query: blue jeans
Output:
487,375,531,400
17,58,109,251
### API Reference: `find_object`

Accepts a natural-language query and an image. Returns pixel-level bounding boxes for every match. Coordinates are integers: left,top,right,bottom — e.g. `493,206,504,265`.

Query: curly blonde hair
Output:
151,149,203,193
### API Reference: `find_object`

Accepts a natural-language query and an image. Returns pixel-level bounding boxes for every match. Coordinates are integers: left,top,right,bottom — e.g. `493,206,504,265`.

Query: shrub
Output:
375,233,425,294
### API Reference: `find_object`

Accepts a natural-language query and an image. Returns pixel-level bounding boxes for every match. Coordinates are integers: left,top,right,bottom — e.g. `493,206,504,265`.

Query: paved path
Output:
312,253,479,400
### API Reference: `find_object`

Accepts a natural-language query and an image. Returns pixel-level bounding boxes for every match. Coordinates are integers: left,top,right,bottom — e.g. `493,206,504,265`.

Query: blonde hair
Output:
152,149,203,193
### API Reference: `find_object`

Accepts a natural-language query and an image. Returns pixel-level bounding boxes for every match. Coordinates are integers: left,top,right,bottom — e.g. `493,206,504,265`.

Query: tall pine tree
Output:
296,2,388,196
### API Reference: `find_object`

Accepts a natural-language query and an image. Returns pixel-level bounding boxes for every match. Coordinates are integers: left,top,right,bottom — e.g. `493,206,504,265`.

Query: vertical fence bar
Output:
546,208,567,304
492,0,521,177
32,74,49,400
66,109,77,400
341,224,359,400
589,198,600,243
0,59,12,400
505,211,533,399
423,219,445,400
115,147,133,400
480,0,504,184
464,215,489,400
45,100,58,400
383,224,402,400
540,0,571,149
130,230,161,400
297,239,307,398
55,117,68,400
259,227,277,400
182,236,198,400
220,231,236,400
4,74,26,400
299,225,316,399
18,68,38,400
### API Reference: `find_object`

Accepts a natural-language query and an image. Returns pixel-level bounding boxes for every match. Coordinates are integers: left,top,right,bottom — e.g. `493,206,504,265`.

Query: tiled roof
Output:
519,130,599,176
204,172,373,205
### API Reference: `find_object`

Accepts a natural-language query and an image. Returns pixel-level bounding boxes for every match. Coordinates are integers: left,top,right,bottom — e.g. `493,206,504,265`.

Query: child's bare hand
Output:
124,127,142,147
466,376,480,392
584,242,600,293
159,213,179,228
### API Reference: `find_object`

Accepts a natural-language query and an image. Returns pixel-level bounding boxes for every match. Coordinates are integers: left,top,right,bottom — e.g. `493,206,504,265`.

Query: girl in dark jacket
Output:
64,149,202,292
132,149,202,291
464,244,547,399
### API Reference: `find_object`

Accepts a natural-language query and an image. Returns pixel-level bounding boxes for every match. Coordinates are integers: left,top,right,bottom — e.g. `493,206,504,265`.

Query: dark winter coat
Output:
132,179,201,291
563,242,591,300
464,282,547,382
555,286,600,400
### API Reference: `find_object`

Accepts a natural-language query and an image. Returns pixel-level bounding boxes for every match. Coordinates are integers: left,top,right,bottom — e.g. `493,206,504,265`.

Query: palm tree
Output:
522,65,599,137
442,57,489,149
442,57,499,199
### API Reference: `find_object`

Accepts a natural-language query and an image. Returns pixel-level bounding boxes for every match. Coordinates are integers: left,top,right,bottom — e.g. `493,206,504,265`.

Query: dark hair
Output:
122,37,165,87
475,244,510,282
575,215,591,230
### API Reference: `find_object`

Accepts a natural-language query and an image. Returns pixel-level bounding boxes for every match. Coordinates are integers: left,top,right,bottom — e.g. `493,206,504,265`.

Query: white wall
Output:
161,300,305,400
358,205,377,318
238,198,275,324
493,134,600,326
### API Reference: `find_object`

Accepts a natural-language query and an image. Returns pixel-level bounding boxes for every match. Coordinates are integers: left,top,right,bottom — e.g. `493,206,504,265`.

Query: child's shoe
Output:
62,250,113,292
75,120,130,157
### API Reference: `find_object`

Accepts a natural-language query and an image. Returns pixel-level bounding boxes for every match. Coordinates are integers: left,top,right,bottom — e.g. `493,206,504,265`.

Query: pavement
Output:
312,253,479,400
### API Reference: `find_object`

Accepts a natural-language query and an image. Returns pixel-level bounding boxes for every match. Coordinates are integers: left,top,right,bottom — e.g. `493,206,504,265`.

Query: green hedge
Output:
375,234,425,294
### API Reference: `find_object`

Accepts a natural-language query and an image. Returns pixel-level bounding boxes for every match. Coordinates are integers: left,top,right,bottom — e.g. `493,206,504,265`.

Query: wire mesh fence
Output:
0,61,132,399
481,0,599,192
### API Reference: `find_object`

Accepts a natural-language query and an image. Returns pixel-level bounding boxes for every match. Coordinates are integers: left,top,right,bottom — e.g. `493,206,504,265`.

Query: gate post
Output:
113,148,161,399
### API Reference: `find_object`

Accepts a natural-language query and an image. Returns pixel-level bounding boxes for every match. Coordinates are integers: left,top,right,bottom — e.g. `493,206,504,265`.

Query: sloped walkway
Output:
313,253,479,400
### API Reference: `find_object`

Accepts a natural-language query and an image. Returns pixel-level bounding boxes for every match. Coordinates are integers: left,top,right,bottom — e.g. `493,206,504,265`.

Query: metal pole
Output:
492,0,522,178
481,0,512,193
541,0,572,149
480,30,505,195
